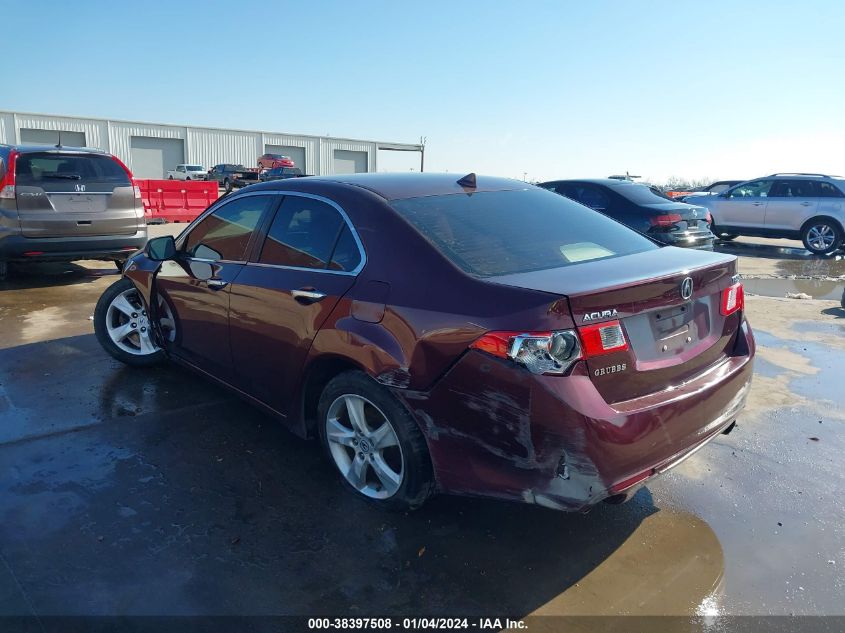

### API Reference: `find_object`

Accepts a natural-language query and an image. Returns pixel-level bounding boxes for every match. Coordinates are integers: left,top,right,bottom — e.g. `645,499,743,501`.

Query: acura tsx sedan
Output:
94,173,755,512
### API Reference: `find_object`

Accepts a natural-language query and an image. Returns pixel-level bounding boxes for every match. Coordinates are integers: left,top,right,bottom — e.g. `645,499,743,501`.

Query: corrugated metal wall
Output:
0,111,416,177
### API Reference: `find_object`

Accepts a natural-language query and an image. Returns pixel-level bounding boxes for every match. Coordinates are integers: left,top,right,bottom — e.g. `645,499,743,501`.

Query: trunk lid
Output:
14,151,140,238
489,247,740,404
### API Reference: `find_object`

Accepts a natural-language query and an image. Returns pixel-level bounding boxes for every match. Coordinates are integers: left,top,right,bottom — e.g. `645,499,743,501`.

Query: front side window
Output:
177,166,185,172
258,196,357,270
391,188,657,277
729,180,774,198
770,180,814,198
184,195,271,261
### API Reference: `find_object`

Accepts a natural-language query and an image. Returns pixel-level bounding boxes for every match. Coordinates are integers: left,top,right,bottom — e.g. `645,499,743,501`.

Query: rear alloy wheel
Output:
802,220,842,255
94,278,175,366
224,178,233,194
318,371,434,510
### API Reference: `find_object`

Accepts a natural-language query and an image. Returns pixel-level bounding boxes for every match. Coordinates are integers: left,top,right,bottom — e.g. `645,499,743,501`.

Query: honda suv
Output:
0,144,147,279
694,173,845,255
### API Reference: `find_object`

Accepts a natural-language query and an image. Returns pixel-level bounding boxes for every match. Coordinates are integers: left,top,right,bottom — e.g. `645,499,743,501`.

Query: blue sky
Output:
6,1,845,182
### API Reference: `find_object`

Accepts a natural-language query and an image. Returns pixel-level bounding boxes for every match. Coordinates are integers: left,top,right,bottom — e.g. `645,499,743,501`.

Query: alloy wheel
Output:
105,288,175,356
325,394,404,499
806,224,836,252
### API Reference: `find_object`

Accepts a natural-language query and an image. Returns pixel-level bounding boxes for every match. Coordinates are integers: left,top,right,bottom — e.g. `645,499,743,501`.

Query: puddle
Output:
775,256,845,278
742,277,844,301
714,241,830,261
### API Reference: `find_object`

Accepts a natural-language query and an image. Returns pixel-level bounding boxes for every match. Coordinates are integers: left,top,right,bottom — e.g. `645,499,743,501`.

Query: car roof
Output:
251,172,530,201
0,143,109,155
540,178,647,188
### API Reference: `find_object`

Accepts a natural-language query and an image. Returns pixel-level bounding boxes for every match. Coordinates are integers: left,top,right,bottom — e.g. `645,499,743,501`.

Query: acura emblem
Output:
681,277,694,300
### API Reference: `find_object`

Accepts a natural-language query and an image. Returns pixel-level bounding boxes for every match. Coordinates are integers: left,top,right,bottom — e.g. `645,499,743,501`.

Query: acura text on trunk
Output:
94,173,754,511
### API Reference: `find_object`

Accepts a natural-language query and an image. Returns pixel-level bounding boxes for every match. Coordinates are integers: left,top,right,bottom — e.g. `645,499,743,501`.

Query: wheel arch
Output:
800,214,844,235
298,354,369,438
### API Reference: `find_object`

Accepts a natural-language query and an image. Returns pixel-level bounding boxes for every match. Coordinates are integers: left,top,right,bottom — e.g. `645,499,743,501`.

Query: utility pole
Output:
420,136,426,173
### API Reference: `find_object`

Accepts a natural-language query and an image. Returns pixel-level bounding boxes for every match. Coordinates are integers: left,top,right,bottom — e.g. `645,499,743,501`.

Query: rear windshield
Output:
391,188,657,276
612,183,671,205
15,152,130,186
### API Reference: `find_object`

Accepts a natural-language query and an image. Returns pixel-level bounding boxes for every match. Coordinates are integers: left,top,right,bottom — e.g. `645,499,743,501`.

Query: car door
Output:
765,180,817,231
156,192,277,381
716,179,774,229
228,193,364,418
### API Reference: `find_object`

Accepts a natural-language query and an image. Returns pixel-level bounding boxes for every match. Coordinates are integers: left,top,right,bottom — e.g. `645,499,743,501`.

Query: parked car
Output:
693,173,845,254
167,164,207,181
0,144,146,279
257,154,295,170
675,180,745,202
93,173,754,512
539,178,715,249
207,164,259,193
258,166,304,182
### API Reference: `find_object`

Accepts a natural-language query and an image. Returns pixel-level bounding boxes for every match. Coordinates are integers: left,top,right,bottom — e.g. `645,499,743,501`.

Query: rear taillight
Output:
109,155,141,198
470,330,582,375
720,282,744,316
706,211,712,225
0,150,18,199
649,214,682,227
578,320,629,357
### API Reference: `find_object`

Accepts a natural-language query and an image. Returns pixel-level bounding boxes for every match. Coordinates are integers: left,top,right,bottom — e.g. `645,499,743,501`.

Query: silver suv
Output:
0,144,147,279
694,173,845,255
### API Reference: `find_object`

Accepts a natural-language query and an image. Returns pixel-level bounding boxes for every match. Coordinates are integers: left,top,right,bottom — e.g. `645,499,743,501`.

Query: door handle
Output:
292,288,326,304
800,202,812,206
206,279,228,290
752,202,764,206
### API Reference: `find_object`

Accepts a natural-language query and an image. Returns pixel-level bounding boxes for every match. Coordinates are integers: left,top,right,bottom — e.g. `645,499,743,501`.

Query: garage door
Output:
20,128,86,147
333,150,368,174
130,136,185,179
265,144,306,171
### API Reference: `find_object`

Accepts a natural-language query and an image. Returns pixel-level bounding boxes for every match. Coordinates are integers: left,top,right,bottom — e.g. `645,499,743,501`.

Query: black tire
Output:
801,218,843,255
94,278,167,367
317,370,434,511
223,178,233,194
168,175,174,180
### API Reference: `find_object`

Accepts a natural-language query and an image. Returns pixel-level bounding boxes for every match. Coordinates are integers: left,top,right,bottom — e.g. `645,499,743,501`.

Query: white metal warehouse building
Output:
0,110,422,179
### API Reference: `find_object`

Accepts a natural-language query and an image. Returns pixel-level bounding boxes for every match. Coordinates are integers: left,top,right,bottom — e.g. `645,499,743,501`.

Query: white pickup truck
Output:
167,164,207,181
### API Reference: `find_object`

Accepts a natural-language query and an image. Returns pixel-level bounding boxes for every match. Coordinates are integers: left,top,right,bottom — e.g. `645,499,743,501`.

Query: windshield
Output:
186,165,204,172
391,188,657,276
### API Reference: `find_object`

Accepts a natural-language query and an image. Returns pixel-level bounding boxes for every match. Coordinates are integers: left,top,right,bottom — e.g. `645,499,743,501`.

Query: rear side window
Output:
258,196,353,270
770,180,815,198
817,181,845,198
184,195,271,261
391,188,657,276
15,152,130,186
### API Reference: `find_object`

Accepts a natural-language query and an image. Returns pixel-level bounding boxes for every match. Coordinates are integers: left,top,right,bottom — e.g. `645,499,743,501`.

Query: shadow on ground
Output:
0,335,725,618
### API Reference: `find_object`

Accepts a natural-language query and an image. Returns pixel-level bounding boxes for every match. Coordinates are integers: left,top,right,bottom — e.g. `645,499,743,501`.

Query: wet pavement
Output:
0,248,843,623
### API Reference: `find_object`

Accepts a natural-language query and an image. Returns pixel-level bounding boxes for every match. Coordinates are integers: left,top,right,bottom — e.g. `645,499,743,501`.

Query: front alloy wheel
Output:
94,278,174,366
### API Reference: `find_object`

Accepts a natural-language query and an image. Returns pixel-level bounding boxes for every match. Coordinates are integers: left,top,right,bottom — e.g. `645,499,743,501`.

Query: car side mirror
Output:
145,236,176,261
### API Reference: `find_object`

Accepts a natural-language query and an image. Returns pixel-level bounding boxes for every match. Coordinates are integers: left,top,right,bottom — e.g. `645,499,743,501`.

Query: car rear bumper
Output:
653,230,715,249
0,229,148,262
399,317,755,512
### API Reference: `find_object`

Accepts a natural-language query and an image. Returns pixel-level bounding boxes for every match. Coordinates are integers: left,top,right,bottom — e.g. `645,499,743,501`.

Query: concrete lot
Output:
0,231,843,621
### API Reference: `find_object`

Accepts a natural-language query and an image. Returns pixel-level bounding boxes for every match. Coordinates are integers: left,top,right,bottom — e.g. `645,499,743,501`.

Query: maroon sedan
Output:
94,173,754,511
